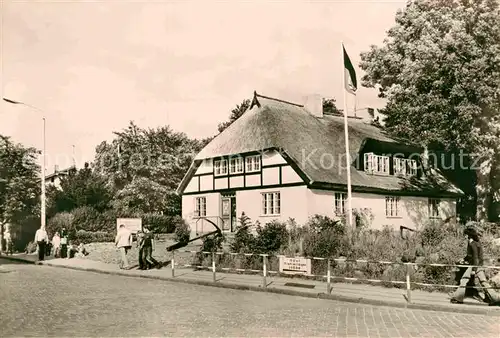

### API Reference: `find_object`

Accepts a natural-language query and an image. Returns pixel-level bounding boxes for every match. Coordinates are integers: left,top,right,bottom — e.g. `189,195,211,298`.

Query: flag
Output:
343,44,357,95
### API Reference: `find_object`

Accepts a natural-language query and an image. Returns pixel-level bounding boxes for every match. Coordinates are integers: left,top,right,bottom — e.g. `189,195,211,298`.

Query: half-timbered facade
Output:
177,92,463,235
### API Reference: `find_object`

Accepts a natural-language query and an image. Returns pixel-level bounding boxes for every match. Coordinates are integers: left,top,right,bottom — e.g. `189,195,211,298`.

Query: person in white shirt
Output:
115,224,132,269
52,232,61,258
4,231,12,255
34,226,49,261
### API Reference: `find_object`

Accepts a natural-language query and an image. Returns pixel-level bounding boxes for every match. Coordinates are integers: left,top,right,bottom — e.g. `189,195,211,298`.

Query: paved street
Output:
0,259,499,337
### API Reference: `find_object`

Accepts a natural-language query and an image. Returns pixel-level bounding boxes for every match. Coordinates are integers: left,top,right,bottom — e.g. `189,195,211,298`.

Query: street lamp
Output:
2,97,46,229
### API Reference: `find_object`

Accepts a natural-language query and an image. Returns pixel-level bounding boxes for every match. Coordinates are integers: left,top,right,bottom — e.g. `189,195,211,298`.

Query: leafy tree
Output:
359,0,500,221
93,121,206,215
0,135,40,250
47,162,112,215
217,99,251,133
322,98,343,115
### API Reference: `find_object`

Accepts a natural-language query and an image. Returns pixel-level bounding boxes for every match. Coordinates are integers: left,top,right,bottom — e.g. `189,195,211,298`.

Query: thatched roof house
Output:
178,92,462,232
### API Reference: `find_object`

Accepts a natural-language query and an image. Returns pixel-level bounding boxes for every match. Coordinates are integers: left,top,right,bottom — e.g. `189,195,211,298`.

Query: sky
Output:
0,0,405,172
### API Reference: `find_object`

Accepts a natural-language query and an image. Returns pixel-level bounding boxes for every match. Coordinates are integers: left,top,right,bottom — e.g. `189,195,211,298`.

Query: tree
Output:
0,135,40,250
359,0,500,221
322,98,343,115
93,121,206,215
217,99,251,133
46,162,113,216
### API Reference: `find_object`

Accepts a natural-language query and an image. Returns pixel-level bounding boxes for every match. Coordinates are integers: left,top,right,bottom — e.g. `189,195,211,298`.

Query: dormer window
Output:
214,159,228,176
394,157,417,176
245,155,261,173
229,157,244,174
364,152,389,175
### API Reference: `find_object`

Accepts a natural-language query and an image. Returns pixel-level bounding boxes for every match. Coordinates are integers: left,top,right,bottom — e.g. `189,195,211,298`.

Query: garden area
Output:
26,210,500,294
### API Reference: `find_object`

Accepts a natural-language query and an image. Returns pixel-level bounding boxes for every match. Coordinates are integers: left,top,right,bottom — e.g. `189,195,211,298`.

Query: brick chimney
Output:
303,94,323,118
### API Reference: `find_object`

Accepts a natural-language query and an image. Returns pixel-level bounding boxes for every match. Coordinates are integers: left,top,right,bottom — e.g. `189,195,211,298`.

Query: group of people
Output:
449,225,500,306
115,224,160,270
33,226,88,261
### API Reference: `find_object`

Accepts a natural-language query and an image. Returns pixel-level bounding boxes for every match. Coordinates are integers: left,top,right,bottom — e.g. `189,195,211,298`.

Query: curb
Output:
0,254,38,264
4,255,499,317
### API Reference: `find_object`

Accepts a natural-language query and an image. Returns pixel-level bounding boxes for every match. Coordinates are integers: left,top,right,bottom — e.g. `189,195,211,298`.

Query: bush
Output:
302,215,346,258
230,213,256,253
71,206,105,232
253,220,289,254
174,218,190,243
144,214,183,234
73,230,114,244
47,212,73,236
25,241,37,254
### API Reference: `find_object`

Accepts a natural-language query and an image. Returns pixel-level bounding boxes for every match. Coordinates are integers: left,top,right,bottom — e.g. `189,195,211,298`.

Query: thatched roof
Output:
178,92,463,197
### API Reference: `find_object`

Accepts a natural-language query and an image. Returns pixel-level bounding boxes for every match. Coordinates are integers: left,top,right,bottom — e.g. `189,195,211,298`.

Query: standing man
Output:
60,227,68,258
34,226,49,261
115,224,132,269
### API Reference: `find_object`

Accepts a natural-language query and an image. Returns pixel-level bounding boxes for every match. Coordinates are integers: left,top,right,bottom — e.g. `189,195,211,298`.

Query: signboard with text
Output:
279,257,311,275
116,218,142,234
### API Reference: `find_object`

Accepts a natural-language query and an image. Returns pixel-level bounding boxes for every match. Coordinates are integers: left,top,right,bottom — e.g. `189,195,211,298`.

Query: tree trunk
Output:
475,153,495,222
0,223,4,252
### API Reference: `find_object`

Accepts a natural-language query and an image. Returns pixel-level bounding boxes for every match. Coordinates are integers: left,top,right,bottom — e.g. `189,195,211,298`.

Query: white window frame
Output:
429,198,440,219
261,192,281,216
214,159,228,176
245,155,261,173
194,197,207,217
385,196,401,218
334,192,347,215
229,157,244,174
394,157,417,176
364,152,390,175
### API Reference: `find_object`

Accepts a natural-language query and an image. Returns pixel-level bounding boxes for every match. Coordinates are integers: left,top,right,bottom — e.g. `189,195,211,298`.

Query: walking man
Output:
142,226,160,269
115,224,132,269
34,226,49,261
450,226,500,305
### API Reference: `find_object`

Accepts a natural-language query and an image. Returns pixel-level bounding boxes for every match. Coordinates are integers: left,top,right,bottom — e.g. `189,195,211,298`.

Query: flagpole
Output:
341,41,354,234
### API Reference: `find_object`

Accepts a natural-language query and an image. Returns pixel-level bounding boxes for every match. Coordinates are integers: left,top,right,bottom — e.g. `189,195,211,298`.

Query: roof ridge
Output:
254,91,304,108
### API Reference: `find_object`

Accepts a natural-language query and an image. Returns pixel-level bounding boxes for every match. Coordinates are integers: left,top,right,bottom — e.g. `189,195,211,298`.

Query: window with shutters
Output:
364,152,389,175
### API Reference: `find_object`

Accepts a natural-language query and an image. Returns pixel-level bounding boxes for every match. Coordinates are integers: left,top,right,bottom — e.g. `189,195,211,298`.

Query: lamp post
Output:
2,98,46,229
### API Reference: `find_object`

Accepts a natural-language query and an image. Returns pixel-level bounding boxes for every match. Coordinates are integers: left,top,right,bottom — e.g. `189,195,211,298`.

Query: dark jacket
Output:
465,240,483,271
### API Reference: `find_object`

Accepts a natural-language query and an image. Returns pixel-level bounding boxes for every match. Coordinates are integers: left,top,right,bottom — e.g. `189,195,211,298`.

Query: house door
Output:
221,196,237,232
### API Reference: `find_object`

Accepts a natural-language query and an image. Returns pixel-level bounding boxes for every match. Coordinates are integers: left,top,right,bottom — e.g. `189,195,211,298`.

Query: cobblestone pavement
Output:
0,259,499,337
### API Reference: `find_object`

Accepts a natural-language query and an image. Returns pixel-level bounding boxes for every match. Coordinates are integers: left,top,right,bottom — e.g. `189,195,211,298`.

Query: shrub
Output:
143,214,179,234
230,213,256,253
73,230,114,244
71,206,105,232
46,212,73,236
302,215,346,258
174,218,190,243
253,220,289,254
25,241,37,254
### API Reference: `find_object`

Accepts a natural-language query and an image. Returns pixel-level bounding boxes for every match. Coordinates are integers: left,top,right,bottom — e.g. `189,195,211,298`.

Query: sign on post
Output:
116,218,142,234
279,256,311,275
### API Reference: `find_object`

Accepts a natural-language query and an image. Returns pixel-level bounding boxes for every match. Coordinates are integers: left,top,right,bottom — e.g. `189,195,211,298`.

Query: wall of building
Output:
236,185,309,226
307,189,456,230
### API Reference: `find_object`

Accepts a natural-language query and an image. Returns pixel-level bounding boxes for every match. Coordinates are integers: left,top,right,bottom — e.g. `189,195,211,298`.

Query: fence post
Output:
171,250,175,278
405,263,412,303
212,252,216,282
262,255,267,288
327,258,331,294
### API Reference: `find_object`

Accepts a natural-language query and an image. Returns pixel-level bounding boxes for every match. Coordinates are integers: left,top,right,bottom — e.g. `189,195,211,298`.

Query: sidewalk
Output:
2,253,500,316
